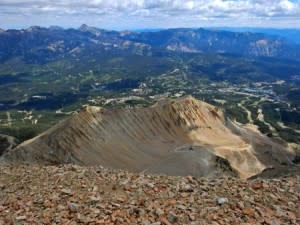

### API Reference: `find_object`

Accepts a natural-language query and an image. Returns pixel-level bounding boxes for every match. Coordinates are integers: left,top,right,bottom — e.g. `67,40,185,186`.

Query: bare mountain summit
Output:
1,96,296,178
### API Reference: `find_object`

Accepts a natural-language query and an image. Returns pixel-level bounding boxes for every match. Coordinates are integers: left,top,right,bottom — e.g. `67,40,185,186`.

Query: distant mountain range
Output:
210,27,300,44
1,25,300,64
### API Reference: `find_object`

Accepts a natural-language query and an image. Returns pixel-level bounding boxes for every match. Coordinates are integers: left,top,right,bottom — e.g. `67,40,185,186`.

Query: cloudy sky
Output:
0,0,300,29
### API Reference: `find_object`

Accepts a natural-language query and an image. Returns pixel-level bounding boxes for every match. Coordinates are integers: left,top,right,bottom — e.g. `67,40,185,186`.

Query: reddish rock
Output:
161,217,172,225
251,182,263,190
243,208,256,217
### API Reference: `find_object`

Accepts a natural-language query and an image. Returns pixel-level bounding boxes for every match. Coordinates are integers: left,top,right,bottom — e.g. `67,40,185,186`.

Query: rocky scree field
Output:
0,165,299,225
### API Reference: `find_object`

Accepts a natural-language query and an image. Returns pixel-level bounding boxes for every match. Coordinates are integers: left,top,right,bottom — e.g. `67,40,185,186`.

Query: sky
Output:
0,0,300,30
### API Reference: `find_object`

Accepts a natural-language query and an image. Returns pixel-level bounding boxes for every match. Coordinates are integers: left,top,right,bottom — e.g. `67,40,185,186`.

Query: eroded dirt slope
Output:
1,96,296,178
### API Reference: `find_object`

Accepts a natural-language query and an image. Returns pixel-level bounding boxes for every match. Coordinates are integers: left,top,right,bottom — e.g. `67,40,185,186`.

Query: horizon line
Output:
1,24,300,32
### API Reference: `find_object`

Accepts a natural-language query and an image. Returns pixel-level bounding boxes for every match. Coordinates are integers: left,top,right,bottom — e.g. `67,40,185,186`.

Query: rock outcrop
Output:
0,134,19,156
1,96,295,178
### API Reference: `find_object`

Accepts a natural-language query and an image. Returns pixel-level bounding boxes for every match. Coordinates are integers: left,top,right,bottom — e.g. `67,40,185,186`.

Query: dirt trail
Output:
238,99,253,123
6,112,12,127
277,122,300,134
257,108,277,133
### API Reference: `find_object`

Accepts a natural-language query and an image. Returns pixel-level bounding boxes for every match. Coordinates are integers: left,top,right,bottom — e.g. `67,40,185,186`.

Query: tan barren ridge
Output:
1,96,295,178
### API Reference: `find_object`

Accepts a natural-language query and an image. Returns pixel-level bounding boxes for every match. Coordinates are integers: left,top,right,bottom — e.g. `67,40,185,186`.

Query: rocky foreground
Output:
0,165,299,225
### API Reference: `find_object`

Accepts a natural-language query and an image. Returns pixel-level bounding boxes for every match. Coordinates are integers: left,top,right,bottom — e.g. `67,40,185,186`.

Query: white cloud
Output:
0,0,299,28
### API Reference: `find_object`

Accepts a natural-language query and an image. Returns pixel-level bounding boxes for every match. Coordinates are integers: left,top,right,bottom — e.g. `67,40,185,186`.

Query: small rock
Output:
89,196,101,203
237,201,244,210
116,197,125,203
92,185,99,192
0,183,5,190
61,188,73,195
77,213,89,223
57,204,65,211
155,208,164,216
217,197,228,206
147,183,155,188
111,202,121,208
167,211,178,223
161,217,172,225
176,204,187,210
285,211,296,221
242,208,255,217
68,202,79,212
143,220,151,225
90,208,100,214
186,175,194,183
16,216,26,221
180,192,189,198
168,199,177,205
273,205,285,217
251,182,263,190
181,184,193,192
189,213,196,221
264,218,281,225
124,184,132,191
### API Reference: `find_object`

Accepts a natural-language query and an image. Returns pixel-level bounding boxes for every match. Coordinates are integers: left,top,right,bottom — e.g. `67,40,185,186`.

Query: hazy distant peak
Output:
79,24,98,32
79,24,89,31
26,26,43,31
78,24,104,36
48,26,64,31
